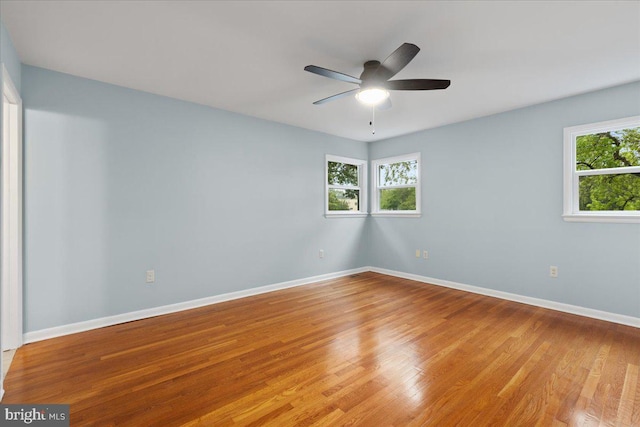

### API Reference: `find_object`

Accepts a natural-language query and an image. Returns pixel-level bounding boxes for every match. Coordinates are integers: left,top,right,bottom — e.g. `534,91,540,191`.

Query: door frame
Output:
1,63,23,355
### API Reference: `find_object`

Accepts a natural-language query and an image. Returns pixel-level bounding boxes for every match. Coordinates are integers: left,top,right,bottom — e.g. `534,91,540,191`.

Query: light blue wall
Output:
22,65,369,332
368,81,640,317
19,62,640,332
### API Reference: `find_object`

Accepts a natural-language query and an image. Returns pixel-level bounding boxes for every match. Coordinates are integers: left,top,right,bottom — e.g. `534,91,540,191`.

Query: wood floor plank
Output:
3,272,639,426
498,341,552,398
617,364,638,426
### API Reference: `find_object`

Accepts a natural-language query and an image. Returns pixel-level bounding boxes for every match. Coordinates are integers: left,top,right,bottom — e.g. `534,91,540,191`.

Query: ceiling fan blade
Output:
304,65,362,84
374,43,420,81
376,98,392,111
385,79,451,91
312,88,360,105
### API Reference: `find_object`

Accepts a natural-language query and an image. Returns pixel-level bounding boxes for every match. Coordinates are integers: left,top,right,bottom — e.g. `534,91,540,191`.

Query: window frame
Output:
325,154,367,218
371,152,421,217
562,116,640,223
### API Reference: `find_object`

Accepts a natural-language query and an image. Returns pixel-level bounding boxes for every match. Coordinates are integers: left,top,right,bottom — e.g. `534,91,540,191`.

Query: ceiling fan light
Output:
356,88,389,105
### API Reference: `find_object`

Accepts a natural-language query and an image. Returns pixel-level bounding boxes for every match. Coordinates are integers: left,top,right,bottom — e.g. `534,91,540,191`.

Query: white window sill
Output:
325,213,368,218
562,213,640,224
371,212,421,218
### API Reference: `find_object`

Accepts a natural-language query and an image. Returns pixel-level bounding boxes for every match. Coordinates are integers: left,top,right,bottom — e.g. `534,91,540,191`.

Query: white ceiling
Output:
2,1,639,142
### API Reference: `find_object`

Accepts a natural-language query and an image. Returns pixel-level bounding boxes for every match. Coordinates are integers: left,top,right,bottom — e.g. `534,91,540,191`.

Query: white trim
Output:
371,152,421,216
562,213,640,224
563,116,640,223
371,213,421,218
576,165,640,177
0,388,4,402
369,267,640,328
565,116,640,136
23,267,369,343
372,152,420,166
324,213,368,219
1,65,20,104
1,64,23,352
23,265,638,344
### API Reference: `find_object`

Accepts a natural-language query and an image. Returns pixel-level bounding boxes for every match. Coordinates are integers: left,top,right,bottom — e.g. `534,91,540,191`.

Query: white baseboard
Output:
23,267,369,344
23,265,638,344
369,267,640,328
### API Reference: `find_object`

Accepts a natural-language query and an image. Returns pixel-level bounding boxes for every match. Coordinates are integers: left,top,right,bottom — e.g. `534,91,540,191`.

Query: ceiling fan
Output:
304,43,450,110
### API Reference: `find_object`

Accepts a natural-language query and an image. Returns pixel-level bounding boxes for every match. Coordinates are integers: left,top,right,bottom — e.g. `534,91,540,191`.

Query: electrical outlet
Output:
549,266,558,278
319,249,325,259
146,269,155,283
415,249,421,258
423,250,429,260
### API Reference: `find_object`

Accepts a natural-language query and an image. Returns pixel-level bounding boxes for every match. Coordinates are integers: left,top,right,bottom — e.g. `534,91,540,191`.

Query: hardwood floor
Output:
3,272,640,426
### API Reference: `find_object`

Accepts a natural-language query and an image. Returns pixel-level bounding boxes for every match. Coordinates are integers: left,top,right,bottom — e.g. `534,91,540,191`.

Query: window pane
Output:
328,161,359,186
378,160,418,186
576,127,640,171
379,187,416,211
579,173,640,211
328,188,360,211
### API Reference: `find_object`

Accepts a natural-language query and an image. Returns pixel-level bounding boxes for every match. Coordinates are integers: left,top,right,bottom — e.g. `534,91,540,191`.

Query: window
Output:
325,155,367,217
372,153,421,217
563,116,640,223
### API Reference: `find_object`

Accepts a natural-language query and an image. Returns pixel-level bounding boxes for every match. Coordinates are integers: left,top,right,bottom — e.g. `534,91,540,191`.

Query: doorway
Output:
1,64,23,356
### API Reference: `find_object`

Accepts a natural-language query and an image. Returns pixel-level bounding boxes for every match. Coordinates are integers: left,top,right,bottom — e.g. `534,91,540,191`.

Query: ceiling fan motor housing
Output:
360,60,383,87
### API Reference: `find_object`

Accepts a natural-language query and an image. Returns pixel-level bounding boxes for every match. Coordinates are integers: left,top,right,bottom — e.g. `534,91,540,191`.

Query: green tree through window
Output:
325,155,366,215
576,127,640,211
378,161,417,210
380,187,416,210
372,153,420,215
